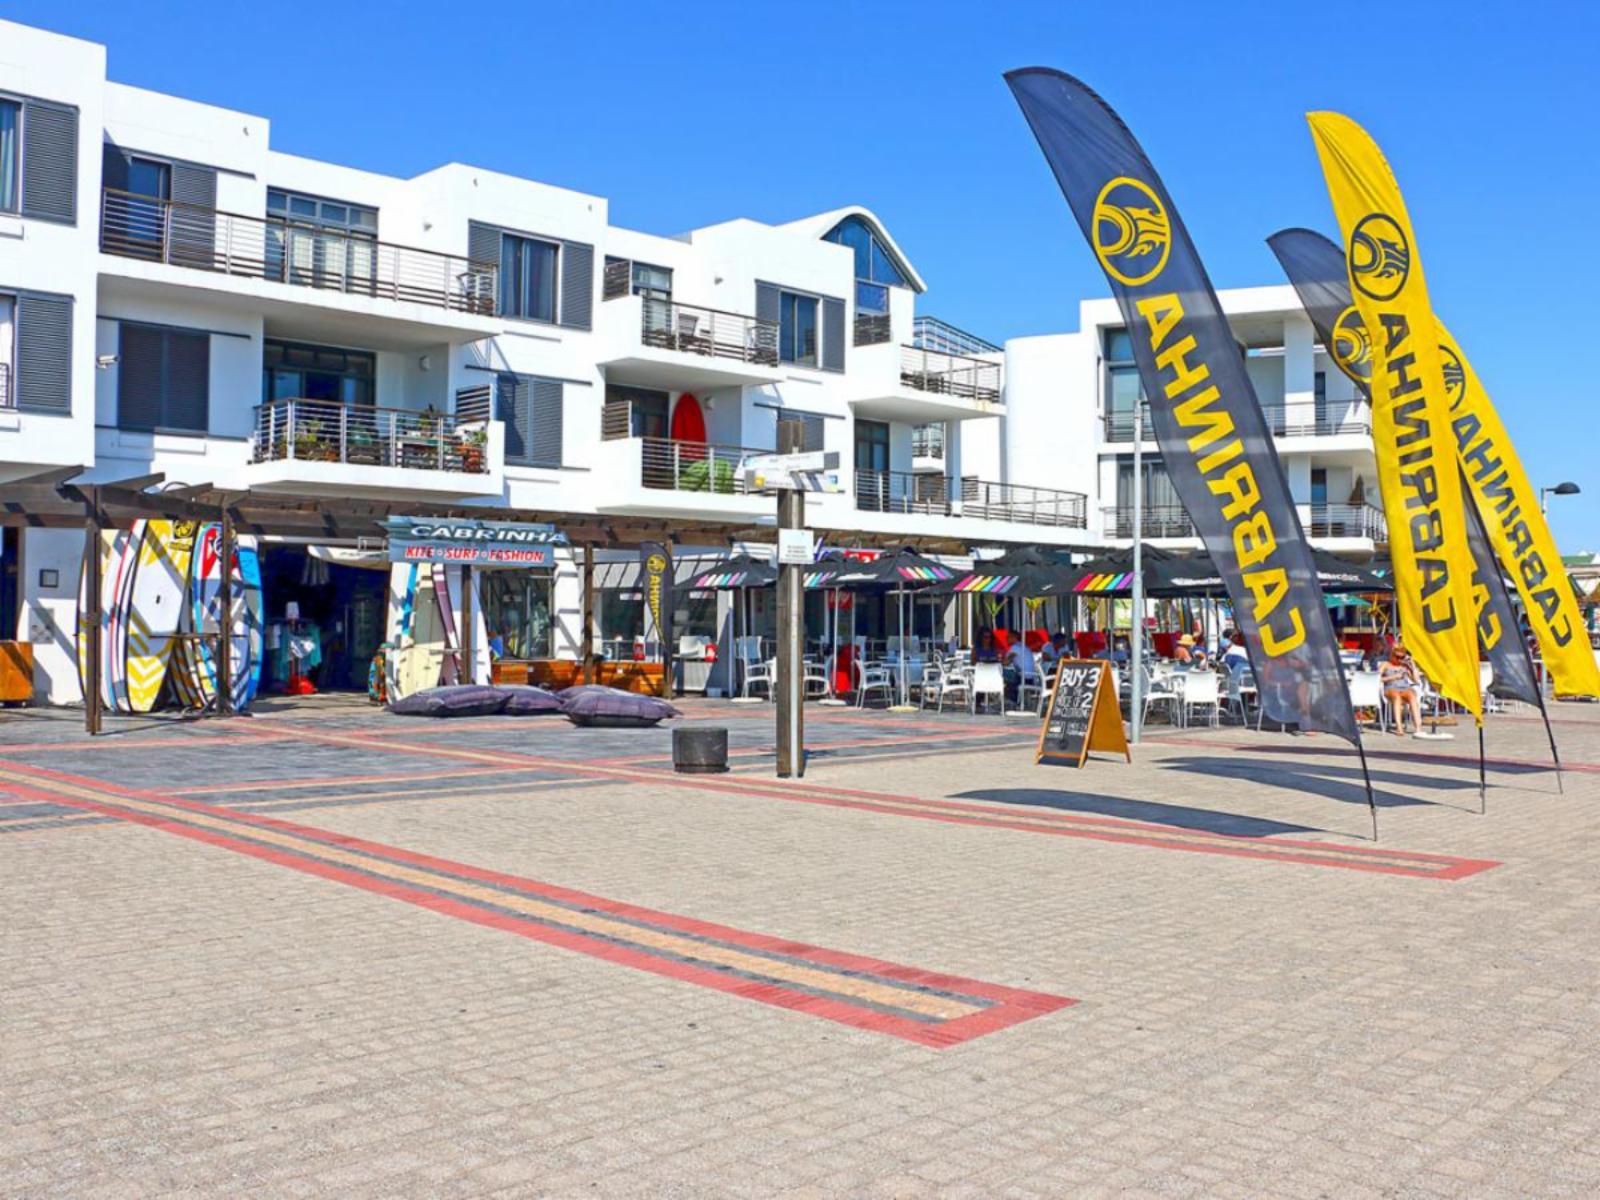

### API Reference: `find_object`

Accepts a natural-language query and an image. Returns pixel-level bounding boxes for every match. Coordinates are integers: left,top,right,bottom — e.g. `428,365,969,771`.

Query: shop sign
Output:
382,518,567,567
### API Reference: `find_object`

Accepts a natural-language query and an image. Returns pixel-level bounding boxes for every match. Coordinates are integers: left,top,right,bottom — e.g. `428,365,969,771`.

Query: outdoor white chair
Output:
1141,665,1180,727
1181,670,1222,727
735,636,771,699
1036,664,1061,715
970,662,1006,715
803,657,830,699
1223,668,1258,726
930,661,972,712
1479,661,1503,713
1015,669,1045,714
1347,670,1387,733
855,659,895,708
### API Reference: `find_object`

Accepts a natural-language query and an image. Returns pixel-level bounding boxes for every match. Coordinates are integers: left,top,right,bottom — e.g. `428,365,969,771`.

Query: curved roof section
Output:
779,205,927,294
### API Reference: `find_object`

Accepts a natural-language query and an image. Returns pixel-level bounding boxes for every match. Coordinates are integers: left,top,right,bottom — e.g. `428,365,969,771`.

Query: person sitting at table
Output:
1004,636,1038,702
1174,633,1195,664
1039,631,1070,668
974,629,1000,663
1380,643,1424,735
1221,630,1250,673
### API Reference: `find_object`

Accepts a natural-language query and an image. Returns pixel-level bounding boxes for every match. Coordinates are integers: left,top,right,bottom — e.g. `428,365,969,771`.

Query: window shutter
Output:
101,141,131,193
468,221,501,266
168,163,218,268
529,378,563,467
821,297,845,372
164,330,210,433
559,241,593,330
118,324,164,430
755,283,780,327
14,294,73,413
21,100,78,224
497,373,529,463
802,414,824,453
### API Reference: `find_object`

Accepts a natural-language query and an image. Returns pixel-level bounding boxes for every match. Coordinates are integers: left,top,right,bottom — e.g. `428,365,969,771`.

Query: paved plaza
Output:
4,693,1600,1197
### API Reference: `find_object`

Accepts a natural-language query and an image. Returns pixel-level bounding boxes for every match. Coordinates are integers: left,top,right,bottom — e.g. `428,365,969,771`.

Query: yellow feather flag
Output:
1308,111,1481,716
1437,322,1600,697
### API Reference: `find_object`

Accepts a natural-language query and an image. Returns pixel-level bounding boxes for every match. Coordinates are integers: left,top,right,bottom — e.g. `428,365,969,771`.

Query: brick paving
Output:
3,693,1600,1196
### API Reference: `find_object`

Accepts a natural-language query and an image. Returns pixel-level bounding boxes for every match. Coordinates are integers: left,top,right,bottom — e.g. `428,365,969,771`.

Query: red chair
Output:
1075,630,1108,658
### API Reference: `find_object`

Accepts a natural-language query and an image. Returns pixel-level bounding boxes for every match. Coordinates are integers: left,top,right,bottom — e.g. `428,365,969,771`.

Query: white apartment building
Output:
0,20,1379,705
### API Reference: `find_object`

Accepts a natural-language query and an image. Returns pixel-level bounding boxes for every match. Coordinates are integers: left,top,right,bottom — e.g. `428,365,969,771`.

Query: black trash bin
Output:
673,726,729,774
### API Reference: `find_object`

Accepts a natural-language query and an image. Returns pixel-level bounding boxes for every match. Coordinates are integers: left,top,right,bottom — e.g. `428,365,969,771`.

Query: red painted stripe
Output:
1,762,1073,1048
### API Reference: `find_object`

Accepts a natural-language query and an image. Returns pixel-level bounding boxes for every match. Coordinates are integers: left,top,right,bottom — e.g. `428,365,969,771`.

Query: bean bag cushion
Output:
388,684,509,718
495,684,563,716
558,685,680,728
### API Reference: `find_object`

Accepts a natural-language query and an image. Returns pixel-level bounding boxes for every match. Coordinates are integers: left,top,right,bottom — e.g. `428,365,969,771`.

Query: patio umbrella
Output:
806,548,956,704
1058,545,1391,598
688,552,776,699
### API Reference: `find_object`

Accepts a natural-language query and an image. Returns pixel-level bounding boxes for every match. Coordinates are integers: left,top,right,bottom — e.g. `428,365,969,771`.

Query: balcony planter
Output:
459,428,488,474
680,457,737,494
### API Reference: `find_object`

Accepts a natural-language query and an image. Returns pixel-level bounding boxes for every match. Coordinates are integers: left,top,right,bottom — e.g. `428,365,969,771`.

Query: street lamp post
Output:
1540,481,1581,514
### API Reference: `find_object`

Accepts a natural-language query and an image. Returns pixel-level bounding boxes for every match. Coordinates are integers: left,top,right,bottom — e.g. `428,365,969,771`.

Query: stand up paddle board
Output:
394,563,447,700
124,521,197,713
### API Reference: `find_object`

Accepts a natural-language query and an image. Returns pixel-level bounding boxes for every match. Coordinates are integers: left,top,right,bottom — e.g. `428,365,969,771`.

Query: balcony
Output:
244,396,503,498
855,470,1087,529
598,293,782,391
1103,502,1387,544
1104,401,1374,442
591,435,771,520
99,189,501,343
847,343,1004,424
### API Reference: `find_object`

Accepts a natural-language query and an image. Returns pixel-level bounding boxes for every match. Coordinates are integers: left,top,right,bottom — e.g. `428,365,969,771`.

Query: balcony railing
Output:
1104,401,1374,442
856,470,1086,528
900,345,1001,405
1308,503,1388,542
911,424,945,460
640,298,778,366
101,189,498,315
1104,502,1388,542
251,399,492,474
854,312,892,347
0,362,10,410
910,316,1000,356
640,438,760,495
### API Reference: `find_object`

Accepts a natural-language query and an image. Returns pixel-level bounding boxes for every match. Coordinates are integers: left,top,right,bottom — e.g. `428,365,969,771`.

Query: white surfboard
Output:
77,527,132,710
105,520,145,712
393,563,447,700
124,521,197,713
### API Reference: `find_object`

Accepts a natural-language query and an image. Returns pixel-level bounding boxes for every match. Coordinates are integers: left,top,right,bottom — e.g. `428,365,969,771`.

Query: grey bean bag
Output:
558,685,681,728
388,684,509,718
496,684,563,716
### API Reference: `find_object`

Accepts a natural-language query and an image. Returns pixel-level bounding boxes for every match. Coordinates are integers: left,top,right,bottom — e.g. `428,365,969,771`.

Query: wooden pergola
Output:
0,467,1103,732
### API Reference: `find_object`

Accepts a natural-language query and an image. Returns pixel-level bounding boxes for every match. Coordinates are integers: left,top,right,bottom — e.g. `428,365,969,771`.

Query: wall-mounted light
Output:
96,354,118,369
418,354,432,372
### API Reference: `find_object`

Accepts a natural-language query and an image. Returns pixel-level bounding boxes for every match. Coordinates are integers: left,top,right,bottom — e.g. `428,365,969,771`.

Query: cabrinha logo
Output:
1438,343,1467,412
1349,213,1410,301
1330,305,1372,382
1092,176,1171,287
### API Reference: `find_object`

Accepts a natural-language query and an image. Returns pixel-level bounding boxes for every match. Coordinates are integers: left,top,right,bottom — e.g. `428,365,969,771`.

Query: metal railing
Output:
101,189,498,315
961,478,1087,528
854,312,892,346
0,362,10,410
1308,503,1388,541
911,423,945,460
640,438,760,495
1103,504,1200,539
251,399,492,474
640,297,778,366
1104,502,1389,542
1104,401,1374,441
910,315,1000,356
855,469,1086,527
900,345,1001,405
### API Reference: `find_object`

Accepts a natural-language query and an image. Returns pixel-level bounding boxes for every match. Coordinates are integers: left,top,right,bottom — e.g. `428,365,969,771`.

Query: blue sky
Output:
17,0,1599,546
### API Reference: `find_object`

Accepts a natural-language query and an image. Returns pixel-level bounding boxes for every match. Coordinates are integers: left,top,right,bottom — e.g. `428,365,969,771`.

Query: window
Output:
265,188,377,290
500,234,559,322
1311,468,1328,507
0,294,12,409
779,291,818,366
118,323,210,433
854,418,889,473
823,216,909,288
856,281,888,315
262,339,375,407
607,385,669,439
1104,328,1145,439
632,262,671,301
0,100,17,213
482,572,554,660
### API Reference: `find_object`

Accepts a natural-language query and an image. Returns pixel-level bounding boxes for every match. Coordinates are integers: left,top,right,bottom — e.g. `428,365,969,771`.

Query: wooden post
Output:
82,487,103,736
459,564,474,684
775,419,805,778
580,543,595,685
660,541,676,701
217,510,234,716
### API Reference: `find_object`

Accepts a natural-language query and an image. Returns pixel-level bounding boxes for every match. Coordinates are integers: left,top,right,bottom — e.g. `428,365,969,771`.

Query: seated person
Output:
1380,644,1423,735
1004,636,1039,701
1221,631,1250,672
973,629,1000,663
1174,633,1195,664
1039,631,1070,668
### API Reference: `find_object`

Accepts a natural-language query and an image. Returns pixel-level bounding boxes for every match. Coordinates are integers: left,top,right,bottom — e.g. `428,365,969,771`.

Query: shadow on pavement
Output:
950,787,1325,839
1155,755,1479,811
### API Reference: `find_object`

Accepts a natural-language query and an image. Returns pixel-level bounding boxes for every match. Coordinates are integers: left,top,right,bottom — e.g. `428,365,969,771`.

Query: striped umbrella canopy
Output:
804,547,956,591
1059,545,1391,597
688,553,778,590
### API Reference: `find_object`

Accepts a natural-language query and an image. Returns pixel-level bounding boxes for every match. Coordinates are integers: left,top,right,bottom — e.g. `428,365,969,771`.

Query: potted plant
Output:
459,427,488,473
293,418,328,461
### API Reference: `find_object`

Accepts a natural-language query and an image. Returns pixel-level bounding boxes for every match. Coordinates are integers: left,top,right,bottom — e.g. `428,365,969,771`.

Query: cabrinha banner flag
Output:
1267,227,1541,707
639,542,672,645
1307,112,1482,717
1437,322,1600,698
1007,69,1357,743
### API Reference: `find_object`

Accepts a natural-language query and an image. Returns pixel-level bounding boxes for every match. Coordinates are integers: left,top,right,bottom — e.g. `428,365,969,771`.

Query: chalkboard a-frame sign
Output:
1036,659,1131,768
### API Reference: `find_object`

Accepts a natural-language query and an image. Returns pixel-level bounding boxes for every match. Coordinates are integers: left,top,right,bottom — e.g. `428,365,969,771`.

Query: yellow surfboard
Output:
124,521,199,713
